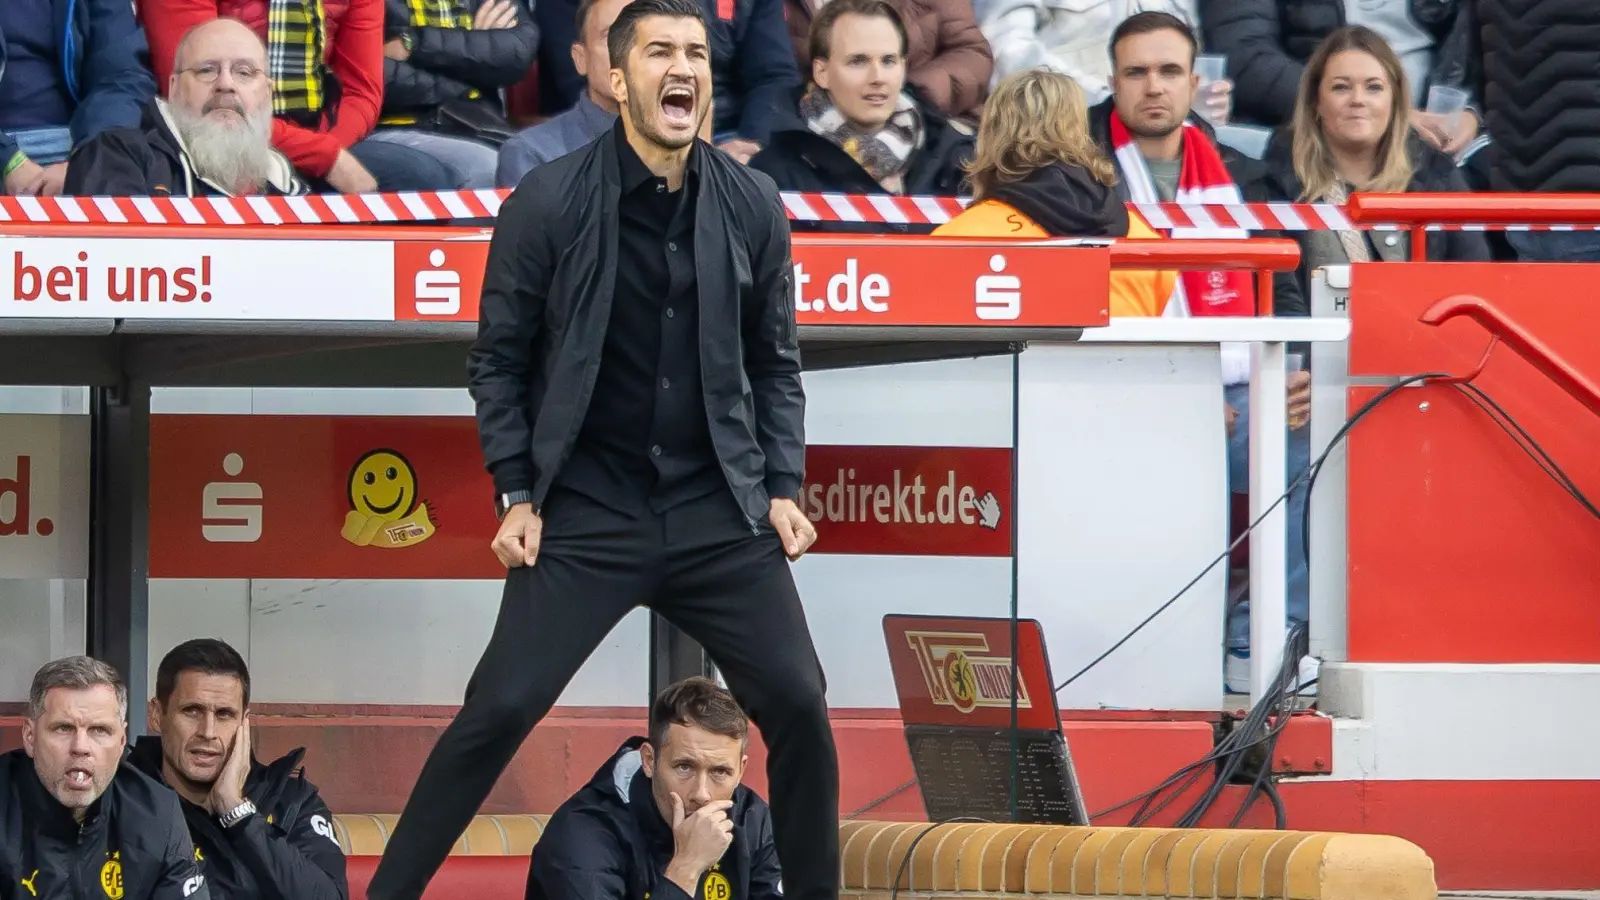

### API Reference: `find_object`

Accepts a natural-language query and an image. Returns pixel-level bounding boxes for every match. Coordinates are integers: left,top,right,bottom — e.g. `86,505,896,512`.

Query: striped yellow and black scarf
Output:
267,0,327,119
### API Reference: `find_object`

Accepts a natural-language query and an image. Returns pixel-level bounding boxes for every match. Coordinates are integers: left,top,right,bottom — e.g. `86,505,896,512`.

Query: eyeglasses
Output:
180,62,265,84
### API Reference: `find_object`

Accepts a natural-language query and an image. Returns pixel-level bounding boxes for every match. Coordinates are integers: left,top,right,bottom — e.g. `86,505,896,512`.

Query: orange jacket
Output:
932,199,1177,317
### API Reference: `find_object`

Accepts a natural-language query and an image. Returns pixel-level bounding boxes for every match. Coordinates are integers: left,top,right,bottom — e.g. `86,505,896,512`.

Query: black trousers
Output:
367,486,840,900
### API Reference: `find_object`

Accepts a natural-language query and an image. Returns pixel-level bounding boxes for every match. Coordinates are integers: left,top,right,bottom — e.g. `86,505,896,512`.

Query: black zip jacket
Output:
381,0,538,115
526,738,781,900
468,123,805,526
0,748,208,900
125,738,346,900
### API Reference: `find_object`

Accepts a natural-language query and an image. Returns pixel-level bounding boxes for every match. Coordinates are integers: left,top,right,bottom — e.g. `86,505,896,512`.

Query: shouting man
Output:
367,0,839,898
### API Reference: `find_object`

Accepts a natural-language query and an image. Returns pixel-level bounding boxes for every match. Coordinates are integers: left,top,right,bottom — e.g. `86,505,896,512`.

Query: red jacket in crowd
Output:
140,0,384,178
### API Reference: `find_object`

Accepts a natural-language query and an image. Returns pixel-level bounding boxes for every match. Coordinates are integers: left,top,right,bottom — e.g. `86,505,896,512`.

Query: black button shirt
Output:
557,122,724,514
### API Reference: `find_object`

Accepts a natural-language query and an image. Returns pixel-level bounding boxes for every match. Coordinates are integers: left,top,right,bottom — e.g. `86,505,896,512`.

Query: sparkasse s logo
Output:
394,243,486,321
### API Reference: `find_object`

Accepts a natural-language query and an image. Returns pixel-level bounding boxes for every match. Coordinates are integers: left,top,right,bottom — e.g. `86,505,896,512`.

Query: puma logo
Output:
21,869,39,897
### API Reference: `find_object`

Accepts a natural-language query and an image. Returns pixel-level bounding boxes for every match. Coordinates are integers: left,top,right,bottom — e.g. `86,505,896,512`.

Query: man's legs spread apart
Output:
367,489,655,900
657,492,840,900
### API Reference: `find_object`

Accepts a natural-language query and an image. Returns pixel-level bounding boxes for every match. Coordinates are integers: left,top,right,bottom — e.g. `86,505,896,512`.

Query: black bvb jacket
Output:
526,738,782,900
0,749,208,900
468,122,805,527
380,0,537,121
126,738,347,900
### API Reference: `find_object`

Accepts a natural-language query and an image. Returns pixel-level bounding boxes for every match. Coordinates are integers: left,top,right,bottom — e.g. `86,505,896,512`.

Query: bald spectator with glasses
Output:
67,18,308,197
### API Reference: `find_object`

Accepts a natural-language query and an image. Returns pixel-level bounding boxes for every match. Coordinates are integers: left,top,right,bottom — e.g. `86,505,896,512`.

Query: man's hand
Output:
1225,403,1239,437
4,157,46,195
1197,78,1233,126
325,149,378,194
383,37,410,61
37,163,66,196
474,0,519,29
665,794,733,896
492,502,542,568
769,498,816,561
1410,109,1479,156
717,139,761,163
206,717,251,817
1287,370,1311,431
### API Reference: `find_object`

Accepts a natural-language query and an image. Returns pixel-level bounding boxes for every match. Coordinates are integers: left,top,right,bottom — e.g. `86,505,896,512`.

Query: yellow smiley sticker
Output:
340,449,437,549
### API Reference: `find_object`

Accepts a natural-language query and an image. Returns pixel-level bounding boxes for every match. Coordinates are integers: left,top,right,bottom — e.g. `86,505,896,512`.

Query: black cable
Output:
845,778,918,818
1060,373,1444,694
1449,381,1600,520
888,817,991,900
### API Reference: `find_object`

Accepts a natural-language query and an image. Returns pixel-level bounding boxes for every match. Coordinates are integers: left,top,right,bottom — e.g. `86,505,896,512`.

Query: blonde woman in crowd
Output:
933,67,1177,317
1259,24,1487,286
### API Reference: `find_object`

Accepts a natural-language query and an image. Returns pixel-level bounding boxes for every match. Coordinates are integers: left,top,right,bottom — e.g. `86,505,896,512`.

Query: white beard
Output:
172,102,275,194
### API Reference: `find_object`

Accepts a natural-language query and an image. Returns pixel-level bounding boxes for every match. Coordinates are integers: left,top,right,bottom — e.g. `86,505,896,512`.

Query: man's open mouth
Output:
661,85,695,123
65,767,92,788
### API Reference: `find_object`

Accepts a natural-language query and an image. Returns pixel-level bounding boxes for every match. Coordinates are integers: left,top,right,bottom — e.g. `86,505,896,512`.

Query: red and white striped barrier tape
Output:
0,190,1593,231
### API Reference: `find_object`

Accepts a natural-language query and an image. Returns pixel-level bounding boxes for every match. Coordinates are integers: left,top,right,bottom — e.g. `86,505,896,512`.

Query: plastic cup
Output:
1427,85,1469,131
1194,55,1230,126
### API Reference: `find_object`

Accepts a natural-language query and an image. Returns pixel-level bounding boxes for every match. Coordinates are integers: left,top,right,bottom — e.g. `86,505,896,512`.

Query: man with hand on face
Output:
367,0,838,898
127,639,347,900
66,19,307,197
0,656,208,900
528,678,781,900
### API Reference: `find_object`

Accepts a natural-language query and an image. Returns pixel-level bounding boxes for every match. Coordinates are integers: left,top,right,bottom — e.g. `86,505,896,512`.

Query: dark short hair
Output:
607,0,706,71
155,638,251,709
648,677,748,749
1109,11,1198,69
808,0,908,63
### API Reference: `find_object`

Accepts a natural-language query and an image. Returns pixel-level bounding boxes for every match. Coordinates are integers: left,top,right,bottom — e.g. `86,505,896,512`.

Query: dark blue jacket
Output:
0,0,155,163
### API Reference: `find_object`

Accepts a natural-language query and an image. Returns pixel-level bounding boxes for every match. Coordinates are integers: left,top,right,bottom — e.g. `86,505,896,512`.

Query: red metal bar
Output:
1255,268,1275,316
1106,237,1300,272
1350,192,1600,226
1419,295,1600,418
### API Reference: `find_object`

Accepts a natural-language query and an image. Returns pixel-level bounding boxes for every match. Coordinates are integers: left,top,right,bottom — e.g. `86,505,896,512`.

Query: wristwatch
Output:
219,799,257,829
400,29,416,53
496,490,533,520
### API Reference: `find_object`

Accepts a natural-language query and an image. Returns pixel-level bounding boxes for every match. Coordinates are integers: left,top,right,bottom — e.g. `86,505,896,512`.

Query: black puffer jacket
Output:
381,0,538,117
1199,0,1476,126
1476,0,1600,192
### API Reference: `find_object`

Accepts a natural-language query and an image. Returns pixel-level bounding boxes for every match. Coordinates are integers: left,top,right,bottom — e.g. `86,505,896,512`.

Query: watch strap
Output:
219,799,257,828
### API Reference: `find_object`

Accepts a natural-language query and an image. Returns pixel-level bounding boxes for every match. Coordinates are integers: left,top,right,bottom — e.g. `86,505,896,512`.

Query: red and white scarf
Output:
1109,113,1257,319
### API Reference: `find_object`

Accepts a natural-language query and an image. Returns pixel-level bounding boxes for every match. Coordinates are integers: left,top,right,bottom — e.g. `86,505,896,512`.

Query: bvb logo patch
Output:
100,853,124,900
702,869,732,900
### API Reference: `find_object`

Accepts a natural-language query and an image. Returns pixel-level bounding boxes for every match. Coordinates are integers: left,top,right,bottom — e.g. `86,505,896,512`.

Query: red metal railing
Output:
1420,294,1600,418
1348,192,1600,257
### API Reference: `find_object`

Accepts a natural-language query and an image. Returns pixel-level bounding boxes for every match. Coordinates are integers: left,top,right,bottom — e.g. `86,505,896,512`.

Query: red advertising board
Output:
391,238,1109,327
147,416,1013,579
881,615,1058,731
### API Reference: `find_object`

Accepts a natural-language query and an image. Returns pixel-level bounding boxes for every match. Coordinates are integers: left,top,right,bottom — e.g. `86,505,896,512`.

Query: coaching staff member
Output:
129,639,347,900
365,0,838,898
0,656,208,900
528,677,782,900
